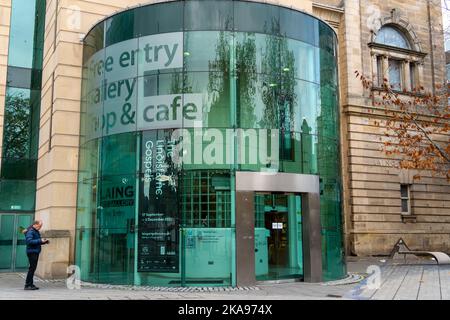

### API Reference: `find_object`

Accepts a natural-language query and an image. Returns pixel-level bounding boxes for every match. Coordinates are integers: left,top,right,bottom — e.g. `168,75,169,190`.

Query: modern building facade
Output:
0,0,448,286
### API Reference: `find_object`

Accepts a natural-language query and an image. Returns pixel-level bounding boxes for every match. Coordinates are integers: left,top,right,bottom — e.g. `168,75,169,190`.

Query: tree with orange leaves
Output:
355,70,449,180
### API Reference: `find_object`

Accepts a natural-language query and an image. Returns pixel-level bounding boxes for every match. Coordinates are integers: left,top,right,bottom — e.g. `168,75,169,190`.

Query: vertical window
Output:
389,59,402,91
400,184,411,215
410,63,417,91
377,56,384,86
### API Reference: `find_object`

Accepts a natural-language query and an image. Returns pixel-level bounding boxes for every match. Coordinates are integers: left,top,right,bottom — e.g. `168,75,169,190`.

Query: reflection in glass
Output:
389,59,402,91
184,0,233,31
2,88,32,160
8,0,37,68
76,1,345,285
254,193,303,281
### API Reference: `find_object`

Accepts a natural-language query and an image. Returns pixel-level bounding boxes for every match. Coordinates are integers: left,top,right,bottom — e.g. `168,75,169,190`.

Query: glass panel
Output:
320,176,345,280
105,9,135,47
15,214,33,269
1,86,41,170
400,185,409,198
137,130,181,286
377,56,384,86
75,227,100,283
318,85,339,139
134,2,183,38
31,0,46,72
293,81,319,135
97,228,134,284
76,178,99,230
98,174,136,230
237,73,278,129
82,23,104,65
389,60,402,90
410,64,416,90
181,171,233,286
100,133,136,176
184,72,231,128
401,199,409,213
375,26,411,49
255,194,303,281
234,1,280,35
0,215,15,270
77,139,99,183
2,88,32,160
179,127,233,171
8,0,37,68
141,72,183,97
184,0,233,31
0,180,36,211
280,9,318,45
6,66,32,89
320,49,337,88
280,132,302,173
319,21,335,55
97,173,136,284
285,40,319,83
1,159,37,180
236,33,281,77
184,31,232,72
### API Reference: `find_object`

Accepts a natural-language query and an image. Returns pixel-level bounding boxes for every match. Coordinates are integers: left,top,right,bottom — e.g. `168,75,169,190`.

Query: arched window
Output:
371,24,423,92
375,25,411,49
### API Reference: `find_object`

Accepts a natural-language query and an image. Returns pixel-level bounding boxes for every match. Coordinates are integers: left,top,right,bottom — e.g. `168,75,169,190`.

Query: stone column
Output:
235,191,256,287
35,230,71,279
382,55,389,85
417,62,424,90
403,60,411,92
372,54,379,86
302,192,323,283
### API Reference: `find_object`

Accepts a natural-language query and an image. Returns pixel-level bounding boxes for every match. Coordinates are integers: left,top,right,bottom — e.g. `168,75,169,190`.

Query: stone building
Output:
0,0,448,282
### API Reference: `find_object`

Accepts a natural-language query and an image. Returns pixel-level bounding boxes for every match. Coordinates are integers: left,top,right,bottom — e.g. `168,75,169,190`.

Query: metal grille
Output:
181,171,232,228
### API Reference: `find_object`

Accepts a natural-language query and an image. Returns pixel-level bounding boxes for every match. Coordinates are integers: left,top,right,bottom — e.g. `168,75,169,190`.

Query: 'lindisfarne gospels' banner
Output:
84,32,202,140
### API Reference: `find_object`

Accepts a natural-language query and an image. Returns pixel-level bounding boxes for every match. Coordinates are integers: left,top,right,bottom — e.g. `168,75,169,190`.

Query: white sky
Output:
443,0,450,50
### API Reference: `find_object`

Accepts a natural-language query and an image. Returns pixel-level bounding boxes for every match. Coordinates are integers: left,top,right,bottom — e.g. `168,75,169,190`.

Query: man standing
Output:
24,220,49,290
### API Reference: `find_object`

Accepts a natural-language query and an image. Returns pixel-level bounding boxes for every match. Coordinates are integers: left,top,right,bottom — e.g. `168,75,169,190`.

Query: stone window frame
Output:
400,184,411,215
398,170,417,223
368,10,427,95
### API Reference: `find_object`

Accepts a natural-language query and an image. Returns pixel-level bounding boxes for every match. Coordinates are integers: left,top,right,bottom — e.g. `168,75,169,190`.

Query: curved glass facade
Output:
76,0,345,286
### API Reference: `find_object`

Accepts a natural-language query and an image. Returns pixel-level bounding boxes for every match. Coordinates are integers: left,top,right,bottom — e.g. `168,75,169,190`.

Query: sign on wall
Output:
84,32,203,141
137,130,180,273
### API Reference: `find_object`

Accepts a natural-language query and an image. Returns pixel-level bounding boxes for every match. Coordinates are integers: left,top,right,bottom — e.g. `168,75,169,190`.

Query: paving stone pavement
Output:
0,258,449,300
345,257,450,300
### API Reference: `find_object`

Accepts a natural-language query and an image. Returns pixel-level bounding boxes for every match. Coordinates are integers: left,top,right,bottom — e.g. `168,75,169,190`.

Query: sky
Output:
443,0,450,50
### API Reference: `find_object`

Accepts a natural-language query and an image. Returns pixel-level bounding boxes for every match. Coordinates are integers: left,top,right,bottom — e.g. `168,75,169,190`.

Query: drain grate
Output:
80,282,260,292
17,273,260,292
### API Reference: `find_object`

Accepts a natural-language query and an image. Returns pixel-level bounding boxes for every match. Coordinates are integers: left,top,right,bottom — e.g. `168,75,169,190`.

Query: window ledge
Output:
371,86,426,97
401,214,417,223
368,42,427,58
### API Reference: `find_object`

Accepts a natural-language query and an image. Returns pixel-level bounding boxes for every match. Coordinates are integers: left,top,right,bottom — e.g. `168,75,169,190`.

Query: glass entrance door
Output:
254,193,303,281
266,210,289,273
0,213,33,271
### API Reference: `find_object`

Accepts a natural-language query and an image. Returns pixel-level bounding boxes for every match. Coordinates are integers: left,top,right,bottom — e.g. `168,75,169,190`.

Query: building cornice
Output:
312,2,344,30
368,42,427,59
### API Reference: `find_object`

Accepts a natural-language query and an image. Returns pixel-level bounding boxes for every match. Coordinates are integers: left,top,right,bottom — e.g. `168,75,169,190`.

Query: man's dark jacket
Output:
25,227,42,254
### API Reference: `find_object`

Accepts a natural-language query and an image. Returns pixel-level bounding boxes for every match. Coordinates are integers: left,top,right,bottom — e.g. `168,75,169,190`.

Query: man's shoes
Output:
24,285,39,290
